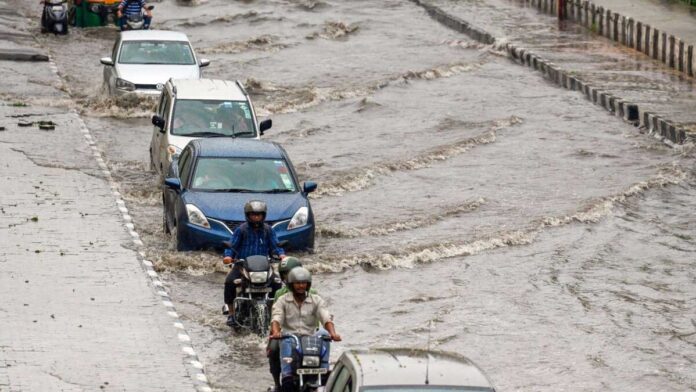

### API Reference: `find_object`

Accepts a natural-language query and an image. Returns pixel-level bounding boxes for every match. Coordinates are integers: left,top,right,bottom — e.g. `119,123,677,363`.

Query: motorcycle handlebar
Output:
270,333,333,341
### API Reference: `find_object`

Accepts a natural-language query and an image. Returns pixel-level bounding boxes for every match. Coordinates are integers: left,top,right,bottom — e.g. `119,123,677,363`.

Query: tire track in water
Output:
317,199,485,238
313,116,522,197
307,164,690,272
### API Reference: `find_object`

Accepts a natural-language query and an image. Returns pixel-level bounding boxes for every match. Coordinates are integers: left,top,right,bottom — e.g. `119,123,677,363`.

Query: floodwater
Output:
15,0,696,391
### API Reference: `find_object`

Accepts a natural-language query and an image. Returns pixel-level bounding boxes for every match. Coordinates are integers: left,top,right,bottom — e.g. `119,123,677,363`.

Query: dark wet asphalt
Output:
9,0,696,390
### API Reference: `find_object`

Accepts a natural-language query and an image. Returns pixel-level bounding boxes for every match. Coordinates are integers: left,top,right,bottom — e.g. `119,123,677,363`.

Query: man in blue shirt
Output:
116,0,152,31
223,200,285,328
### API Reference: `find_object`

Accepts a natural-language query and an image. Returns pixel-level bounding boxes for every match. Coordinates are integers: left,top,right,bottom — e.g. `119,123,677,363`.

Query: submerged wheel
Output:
163,207,170,235
254,303,269,337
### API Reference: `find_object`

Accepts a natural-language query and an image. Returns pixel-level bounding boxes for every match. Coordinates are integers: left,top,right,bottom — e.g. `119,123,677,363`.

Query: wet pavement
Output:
3,0,696,391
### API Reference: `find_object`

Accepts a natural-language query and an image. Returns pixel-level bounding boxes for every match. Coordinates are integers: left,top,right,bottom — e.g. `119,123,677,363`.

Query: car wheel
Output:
173,219,190,252
162,204,170,235
102,81,111,96
306,231,315,253
149,149,156,173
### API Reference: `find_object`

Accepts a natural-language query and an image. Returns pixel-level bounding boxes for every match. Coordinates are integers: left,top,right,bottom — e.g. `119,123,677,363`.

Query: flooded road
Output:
14,0,696,390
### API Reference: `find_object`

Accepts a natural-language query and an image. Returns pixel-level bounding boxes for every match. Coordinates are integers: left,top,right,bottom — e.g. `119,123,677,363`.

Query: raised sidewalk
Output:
414,0,696,144
0,2,210,391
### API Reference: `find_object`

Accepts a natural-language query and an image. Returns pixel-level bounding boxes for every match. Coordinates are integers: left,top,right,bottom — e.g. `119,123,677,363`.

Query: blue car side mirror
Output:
165,178,181,190
303,181,317,193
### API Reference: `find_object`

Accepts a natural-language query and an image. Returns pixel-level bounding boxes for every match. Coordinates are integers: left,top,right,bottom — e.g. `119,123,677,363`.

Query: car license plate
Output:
247,287,271,293
297,368,327,375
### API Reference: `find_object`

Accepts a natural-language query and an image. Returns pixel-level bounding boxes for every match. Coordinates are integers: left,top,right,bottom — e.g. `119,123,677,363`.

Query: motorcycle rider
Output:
267,257,317,391
223,200,285,328
270,267,341,392
116,0,152,31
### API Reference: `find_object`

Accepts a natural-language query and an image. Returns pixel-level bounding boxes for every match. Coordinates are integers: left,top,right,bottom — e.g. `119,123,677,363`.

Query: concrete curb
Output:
410,0,693,145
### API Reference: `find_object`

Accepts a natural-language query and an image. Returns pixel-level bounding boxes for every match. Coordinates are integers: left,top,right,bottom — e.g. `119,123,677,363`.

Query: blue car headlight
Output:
287,207,309,230
185,204,210,229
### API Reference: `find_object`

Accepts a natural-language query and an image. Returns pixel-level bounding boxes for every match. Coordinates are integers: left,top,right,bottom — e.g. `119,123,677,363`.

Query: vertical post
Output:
558,0,565,19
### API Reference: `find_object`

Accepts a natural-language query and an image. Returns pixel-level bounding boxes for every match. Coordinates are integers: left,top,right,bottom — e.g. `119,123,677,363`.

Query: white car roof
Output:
342,348,495,388
169,79,248,101
120,30,190,42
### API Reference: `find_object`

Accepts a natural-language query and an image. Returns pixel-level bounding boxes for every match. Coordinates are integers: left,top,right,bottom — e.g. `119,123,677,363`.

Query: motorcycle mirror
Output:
100,57,114,66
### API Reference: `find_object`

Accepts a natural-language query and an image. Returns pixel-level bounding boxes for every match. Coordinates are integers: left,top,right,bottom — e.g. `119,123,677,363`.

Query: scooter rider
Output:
267,257,316,391
223,200,285,328
116,0,152,31
270,267,341,392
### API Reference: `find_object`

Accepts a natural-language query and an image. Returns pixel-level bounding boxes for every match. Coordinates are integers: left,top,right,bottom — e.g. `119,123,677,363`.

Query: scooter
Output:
115,4,154,31
274,333,333,392
41,0,69,35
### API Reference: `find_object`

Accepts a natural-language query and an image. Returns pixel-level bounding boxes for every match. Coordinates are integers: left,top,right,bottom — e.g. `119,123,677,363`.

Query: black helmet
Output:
244,200,267,228
287,267,312,293
279,256,303,276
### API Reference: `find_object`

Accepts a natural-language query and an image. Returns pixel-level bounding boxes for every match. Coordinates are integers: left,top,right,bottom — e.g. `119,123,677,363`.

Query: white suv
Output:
149,78,272,175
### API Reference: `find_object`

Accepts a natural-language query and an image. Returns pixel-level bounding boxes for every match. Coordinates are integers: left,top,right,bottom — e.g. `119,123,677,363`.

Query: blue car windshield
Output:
118,41,195,65
171,100,256,137
191,158,297,192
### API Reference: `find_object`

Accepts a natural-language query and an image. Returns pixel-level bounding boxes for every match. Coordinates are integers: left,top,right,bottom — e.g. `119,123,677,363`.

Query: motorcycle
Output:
274,333,332,392
41,0,69,35
115,4,154,31
231,255,280,337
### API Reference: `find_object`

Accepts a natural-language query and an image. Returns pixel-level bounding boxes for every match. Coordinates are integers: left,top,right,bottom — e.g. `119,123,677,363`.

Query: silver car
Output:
100,30,210,96
325,348,496,392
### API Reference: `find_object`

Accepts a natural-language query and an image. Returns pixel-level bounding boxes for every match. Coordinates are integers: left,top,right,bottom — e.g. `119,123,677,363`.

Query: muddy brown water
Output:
13,0,696,390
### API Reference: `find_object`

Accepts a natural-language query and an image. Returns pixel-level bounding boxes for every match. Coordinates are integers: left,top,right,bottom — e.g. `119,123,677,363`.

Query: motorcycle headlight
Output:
287,207,309,230
167,145,181,162
116,78,135,92
185,204,210,229
302,356,320,367
249,271,268,284
89,4,100,13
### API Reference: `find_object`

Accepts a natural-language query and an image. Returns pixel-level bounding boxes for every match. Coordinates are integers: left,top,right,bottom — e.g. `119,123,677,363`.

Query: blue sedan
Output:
162,138,317,251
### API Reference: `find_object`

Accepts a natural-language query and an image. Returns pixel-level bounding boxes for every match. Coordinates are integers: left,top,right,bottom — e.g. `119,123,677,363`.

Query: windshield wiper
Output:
216,188,255,193
262,189,293,193
184,131,230,137
230,131,256,137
